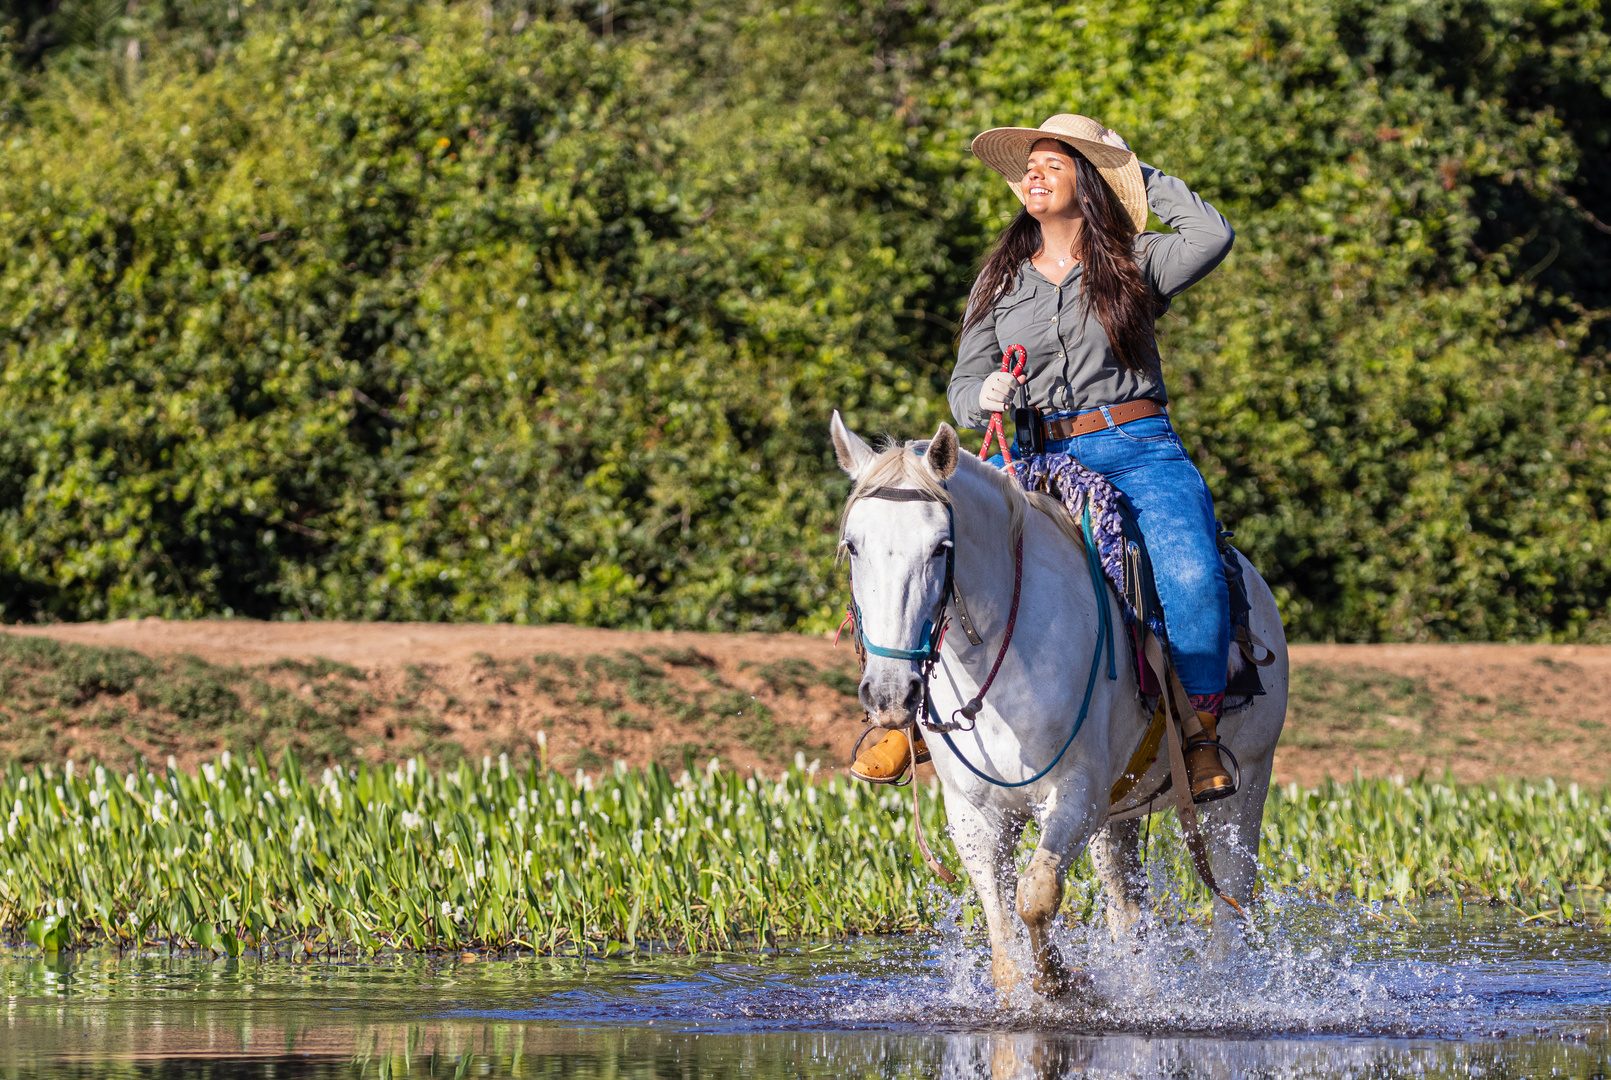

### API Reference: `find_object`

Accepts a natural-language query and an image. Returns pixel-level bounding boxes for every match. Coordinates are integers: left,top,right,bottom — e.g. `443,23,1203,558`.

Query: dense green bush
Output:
1,0,1607,639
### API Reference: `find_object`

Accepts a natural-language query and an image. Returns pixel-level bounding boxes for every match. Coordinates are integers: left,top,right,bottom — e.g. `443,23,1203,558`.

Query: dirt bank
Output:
3,621,1607,788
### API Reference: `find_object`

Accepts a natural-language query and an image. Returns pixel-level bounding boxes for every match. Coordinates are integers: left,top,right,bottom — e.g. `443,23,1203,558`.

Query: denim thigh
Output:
1067,418,1229,695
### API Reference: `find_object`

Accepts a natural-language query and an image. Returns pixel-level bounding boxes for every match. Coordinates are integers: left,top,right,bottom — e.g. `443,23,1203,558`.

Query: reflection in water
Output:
12,1030,1611,1080
1,903,1607,1079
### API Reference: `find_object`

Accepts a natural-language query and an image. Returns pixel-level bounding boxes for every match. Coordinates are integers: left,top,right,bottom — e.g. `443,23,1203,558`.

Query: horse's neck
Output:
948,479,1008,612
950,468,1129,687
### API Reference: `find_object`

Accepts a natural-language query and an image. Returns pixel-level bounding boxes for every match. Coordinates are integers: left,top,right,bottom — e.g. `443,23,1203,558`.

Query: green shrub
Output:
0,0,1606,640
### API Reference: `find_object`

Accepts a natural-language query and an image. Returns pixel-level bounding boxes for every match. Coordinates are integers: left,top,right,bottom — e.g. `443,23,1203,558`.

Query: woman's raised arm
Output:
1135,164,1235,298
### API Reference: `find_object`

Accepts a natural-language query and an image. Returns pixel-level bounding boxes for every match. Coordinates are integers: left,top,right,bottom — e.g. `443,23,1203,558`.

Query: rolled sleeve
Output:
949,302,1002,431
1135,163,1235,298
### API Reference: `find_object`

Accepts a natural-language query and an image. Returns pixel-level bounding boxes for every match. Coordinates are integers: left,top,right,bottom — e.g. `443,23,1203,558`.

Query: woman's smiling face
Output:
1020,138,1080,219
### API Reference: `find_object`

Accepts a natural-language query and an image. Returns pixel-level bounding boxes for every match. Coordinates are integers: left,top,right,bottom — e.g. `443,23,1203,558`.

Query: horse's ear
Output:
830,410,875,479
926,423,959,480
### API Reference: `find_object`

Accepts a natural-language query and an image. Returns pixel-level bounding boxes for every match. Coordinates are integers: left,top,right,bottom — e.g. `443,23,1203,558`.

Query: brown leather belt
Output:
1042,399,1165,440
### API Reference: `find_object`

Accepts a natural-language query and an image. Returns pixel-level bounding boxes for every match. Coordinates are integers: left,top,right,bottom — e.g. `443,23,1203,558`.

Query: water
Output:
2,903,1607,1079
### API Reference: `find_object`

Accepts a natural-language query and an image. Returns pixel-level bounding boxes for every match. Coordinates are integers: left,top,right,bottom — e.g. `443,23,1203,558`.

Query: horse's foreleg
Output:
946,798,1027,996
1015,846,1074,996
1089,818,1146,940
1017,781,1104,996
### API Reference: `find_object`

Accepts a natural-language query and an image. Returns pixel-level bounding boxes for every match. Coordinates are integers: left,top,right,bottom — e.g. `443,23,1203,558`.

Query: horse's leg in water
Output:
1016,778,1105,995
1203,761,1273,959
946,796,1027,994
1089,818,1146,939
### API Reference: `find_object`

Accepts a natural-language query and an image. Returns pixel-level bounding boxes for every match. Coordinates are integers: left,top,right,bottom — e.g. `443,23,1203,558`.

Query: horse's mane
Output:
842,440,1084,553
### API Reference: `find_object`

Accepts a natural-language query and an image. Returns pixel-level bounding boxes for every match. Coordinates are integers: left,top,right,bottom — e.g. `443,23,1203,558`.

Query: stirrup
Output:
908,726,932,766
849,726,914,786
1184,738,1241,804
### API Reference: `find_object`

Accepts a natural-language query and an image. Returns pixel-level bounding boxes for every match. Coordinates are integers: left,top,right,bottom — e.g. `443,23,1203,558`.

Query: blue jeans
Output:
992,413,1229,695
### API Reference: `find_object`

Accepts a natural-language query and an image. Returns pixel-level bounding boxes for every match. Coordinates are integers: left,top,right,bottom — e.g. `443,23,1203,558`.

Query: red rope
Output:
979,344,1026,464
834,607,854,647
964,345,1028,713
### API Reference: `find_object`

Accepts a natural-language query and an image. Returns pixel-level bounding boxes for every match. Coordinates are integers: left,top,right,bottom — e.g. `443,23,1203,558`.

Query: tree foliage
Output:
1,0,1607,639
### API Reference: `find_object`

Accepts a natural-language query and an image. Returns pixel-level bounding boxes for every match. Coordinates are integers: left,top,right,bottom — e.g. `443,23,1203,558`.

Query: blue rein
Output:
937,502,1116,789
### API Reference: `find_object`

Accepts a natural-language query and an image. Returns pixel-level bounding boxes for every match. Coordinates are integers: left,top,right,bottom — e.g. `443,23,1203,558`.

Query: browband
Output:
858,486,945,503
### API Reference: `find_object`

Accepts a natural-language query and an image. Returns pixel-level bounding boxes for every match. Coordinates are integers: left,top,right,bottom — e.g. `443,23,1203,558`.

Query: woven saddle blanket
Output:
1009,452,1264,702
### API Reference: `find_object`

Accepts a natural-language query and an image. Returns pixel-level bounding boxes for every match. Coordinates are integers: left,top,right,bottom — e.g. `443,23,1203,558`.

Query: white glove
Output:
979,370,1026,413
1099,127,1131,152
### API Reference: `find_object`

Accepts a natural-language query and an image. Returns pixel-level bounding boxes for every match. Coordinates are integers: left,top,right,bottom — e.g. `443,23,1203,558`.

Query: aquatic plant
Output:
0,752,939,954
0,756,1604,954
1259,776,1611,925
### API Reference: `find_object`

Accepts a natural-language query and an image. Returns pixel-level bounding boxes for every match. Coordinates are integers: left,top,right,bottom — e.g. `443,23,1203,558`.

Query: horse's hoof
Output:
1032,966,1092,999
992,955,1022,984
991,955,1029,999
1027,942,1085,1000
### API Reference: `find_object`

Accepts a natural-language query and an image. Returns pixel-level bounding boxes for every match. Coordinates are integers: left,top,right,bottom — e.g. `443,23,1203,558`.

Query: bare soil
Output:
1271,643,1611,788
3,620,1607,788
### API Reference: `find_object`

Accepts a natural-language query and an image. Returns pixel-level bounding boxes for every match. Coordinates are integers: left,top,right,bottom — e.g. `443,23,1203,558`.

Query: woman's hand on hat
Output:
979,370,1027,413
1099,127,1130,152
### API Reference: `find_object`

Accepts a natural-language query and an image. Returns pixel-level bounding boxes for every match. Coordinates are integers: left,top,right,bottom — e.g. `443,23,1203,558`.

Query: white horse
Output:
831,412,1289,998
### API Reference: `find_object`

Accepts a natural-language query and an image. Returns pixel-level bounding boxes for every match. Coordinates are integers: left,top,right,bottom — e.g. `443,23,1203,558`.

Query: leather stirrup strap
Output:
1144,632,1248,921
908,722,957,883
1237,624,1278,667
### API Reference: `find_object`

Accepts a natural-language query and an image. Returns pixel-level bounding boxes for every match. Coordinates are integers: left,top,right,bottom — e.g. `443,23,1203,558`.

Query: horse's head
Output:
830,411,961,729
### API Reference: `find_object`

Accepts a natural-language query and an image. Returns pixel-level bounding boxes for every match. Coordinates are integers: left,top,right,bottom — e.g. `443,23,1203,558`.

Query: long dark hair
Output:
962,145,1159,375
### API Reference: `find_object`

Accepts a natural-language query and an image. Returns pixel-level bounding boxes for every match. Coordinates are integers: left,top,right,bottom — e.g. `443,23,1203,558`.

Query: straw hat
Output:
971,114,1148,234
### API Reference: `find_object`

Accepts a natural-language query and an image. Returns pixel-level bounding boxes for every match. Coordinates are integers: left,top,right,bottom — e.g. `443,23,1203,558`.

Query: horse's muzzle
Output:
859,669,924,729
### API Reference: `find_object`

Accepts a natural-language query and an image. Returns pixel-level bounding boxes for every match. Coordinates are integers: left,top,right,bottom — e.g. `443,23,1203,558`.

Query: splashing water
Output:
825,888,1609,1041
0,898,1606,1079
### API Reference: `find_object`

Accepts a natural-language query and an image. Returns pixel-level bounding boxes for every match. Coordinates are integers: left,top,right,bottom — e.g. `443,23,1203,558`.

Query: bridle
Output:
846,486,956,730
847,482,1028,737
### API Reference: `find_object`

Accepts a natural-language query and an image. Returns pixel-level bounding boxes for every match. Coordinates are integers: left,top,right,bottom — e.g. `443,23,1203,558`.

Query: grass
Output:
1277,658,1611,787
0,636,843,772
1285,663,1444,749
1,754,1606,955
0,636,363,765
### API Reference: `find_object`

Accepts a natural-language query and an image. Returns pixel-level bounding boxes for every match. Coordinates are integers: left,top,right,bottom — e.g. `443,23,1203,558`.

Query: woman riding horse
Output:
852,113,1236,800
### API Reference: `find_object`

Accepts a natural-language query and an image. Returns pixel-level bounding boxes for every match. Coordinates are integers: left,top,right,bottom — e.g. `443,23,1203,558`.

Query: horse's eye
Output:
843,540,858,558
933,541,952,559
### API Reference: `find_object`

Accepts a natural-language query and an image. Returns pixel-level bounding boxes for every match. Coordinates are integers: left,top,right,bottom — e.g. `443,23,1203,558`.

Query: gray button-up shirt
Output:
948,165,1234,430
